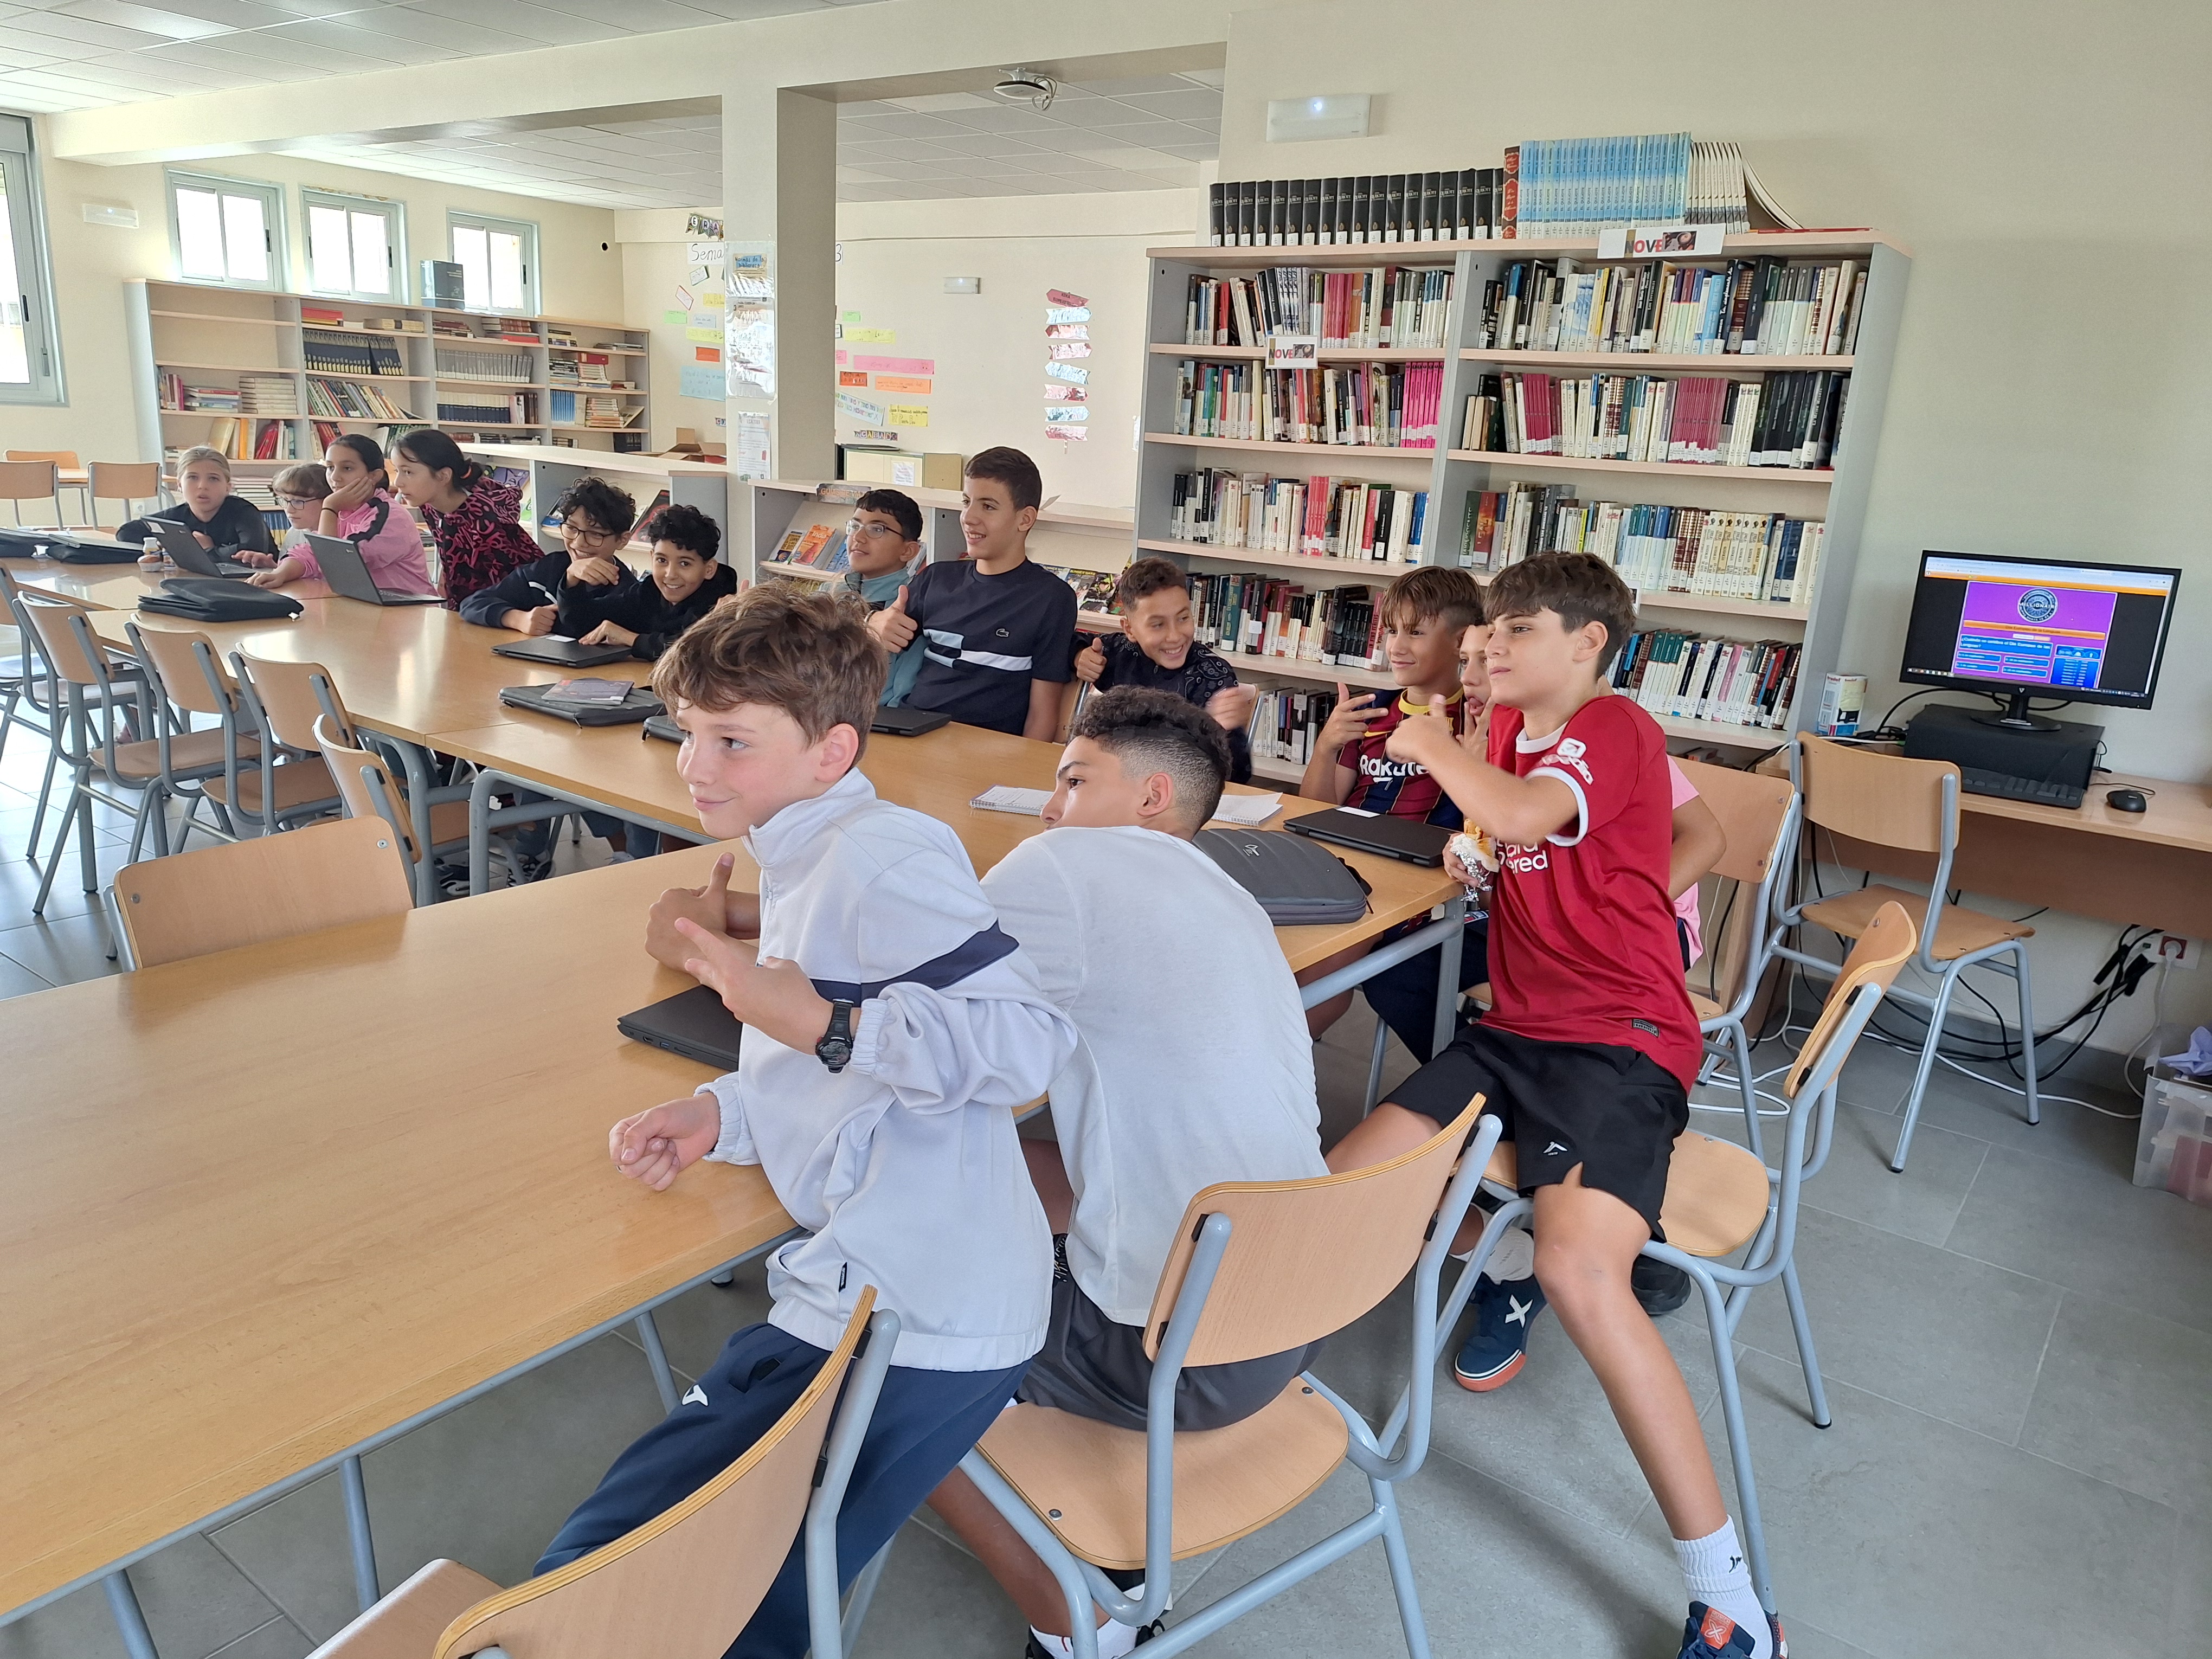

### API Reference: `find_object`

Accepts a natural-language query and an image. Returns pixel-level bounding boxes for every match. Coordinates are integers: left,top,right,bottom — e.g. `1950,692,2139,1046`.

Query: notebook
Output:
1284,806,1451,866
1209,791,1283,827
970,786,1051,816
616,985,745,1069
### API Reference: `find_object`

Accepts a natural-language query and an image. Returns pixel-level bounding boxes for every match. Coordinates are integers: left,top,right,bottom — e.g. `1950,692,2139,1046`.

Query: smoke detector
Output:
993,67,1056,111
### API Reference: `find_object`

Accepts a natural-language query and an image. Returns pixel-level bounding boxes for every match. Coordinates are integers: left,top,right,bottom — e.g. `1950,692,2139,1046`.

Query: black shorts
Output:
1387,1021,1689,1233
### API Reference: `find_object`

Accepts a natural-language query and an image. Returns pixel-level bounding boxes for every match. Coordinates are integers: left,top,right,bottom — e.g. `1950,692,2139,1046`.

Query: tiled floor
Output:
1,728,2206,1659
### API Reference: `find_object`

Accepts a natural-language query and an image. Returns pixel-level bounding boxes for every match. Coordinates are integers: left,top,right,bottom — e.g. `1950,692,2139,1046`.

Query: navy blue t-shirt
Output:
904,558,1077,736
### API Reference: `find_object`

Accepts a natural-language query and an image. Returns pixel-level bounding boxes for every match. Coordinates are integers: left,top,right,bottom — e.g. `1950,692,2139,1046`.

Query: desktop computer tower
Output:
1904,703,2102,787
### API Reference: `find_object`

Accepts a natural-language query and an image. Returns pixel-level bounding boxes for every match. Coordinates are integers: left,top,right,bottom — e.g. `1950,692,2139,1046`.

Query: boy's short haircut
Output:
652,585,886,754
649,501,721,562
272,462,330,499
1379,565,1484,636
557,476,638,538
1484,550,1638,671
963,446,1043,513
1113,556,1189,612
1071,686,1230,828
854,487,923,543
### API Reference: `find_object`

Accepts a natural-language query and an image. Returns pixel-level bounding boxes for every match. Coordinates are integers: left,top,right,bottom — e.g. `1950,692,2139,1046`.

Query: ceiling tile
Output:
533,0,722,29
1104,87,1221,123
145,0,303,22
1065,74,1195,97
0,44,68,67
9,10,174,47
368,5,511,48
421,0,622,44
883,90,996,113
895,105,1059,136
831,110,974,140
1082,119,1213,150
56,0,236,38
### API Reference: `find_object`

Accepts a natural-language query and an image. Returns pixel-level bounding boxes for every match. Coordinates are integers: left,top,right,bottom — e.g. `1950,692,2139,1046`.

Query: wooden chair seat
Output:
1467,980,1493,1011
104,728,244,783
975,1386,1349,1571
1688,988,1725,1021
1481,1130,1773,1259
305,1559,501,1659
1802,883,2030,961
205,756,337,814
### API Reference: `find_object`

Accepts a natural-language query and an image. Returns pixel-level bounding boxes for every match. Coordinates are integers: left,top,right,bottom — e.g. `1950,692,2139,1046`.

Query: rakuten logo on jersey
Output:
1359,753,1424,781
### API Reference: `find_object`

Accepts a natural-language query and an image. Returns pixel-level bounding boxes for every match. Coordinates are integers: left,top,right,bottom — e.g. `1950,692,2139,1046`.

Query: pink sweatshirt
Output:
284,490,435,594
1667,757,1705,964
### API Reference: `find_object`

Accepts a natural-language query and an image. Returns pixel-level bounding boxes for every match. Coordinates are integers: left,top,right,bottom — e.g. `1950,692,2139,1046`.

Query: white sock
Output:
1454,1221,1535,1278
1027,1618,1141,1659
1673,1520,1771,1657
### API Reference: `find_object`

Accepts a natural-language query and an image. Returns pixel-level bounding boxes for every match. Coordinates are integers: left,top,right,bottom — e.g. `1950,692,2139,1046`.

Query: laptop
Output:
618,985,744,1069
493,635,636,668
31,530,143,564
871,704,950,737
304,531,441,606
642,713,683,744
1285,806,1452,866
156,519,257,578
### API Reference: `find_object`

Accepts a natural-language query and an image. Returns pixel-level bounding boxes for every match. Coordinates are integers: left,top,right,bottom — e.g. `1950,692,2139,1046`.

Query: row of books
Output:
1510,136,1793,237
1180,266,1456,350
546,352,614,388
436,395,535,425
164,374,238,414
1206,172,1508,248
433,316,540,344
1612,631,1802,730
1191,575,1386,670
310,420,422,455
1166,468,1430,563
304,330,406,377
1173,359,1445,449
434,348,533,384
1480,256,1866,357
769,520,852,573
194,418,299,461
1250,686,1341,769
1461,369,1848,470
239,373,298,416
307,377,415,421
1458,483,1823,603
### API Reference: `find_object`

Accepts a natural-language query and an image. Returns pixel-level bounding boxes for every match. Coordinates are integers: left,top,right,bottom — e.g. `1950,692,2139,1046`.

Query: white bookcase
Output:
455,441,730,561
1136,231,1910,772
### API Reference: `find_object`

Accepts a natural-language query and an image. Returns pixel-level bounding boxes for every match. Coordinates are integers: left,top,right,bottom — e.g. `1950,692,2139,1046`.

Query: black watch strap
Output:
815,999,857,1072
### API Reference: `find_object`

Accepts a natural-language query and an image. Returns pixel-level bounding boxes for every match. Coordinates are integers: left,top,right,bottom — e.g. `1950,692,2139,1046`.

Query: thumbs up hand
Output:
1073,637,1108,684
869,584,918,651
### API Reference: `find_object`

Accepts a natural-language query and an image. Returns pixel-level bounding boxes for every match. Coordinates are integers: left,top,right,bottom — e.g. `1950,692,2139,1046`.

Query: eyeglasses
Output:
845,519,906,541
562,522,621,546
275,495,323,509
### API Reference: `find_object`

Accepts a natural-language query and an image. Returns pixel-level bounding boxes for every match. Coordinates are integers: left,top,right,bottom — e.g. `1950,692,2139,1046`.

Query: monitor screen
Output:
1900,551,2182,710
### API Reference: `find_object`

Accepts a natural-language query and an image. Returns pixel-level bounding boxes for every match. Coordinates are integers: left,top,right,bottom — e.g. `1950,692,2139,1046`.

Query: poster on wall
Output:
733,411,771,481
725,240,776,399
1047,289,1095,442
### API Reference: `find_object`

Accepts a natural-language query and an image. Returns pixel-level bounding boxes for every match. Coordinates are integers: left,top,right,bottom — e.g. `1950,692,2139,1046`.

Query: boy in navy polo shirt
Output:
867,447,1076,740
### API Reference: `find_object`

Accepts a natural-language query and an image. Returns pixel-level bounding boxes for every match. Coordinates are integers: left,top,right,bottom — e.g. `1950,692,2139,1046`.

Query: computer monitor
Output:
1899,550,2182,729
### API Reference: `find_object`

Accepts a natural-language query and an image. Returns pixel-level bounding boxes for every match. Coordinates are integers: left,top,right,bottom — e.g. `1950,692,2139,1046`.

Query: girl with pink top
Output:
248,434,434,596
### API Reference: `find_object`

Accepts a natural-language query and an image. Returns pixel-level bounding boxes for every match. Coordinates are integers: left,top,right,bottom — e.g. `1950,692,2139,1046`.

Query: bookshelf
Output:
453,441,730,563
1136,232,1910,773
123,279,652,496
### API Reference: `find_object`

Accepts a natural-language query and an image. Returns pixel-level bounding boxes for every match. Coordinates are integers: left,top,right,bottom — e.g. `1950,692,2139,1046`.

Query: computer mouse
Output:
2106,788,2148,813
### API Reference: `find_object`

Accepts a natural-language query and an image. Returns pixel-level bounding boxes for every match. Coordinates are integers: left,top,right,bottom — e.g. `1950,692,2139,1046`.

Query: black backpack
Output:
137,578,304,622
1193,827,1373,925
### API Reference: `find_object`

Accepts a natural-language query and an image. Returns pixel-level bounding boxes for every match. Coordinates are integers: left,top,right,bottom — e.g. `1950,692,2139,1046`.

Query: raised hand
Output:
1073,637,1107,684
1208,680,1257,732
1316,682,1387,750
645,852,758,970
869,585,918,651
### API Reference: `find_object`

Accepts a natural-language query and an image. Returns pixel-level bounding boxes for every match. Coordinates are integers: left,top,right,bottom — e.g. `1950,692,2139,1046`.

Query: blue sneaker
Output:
1452,1272,1546,1392
1678,1603,1786,1658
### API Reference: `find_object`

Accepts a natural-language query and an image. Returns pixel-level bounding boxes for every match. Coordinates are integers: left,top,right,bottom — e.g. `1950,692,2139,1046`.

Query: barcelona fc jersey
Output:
1338,689,1469,828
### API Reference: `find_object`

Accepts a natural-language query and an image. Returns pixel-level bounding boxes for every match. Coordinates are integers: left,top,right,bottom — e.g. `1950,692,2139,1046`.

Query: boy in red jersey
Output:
1326,551,1783,1659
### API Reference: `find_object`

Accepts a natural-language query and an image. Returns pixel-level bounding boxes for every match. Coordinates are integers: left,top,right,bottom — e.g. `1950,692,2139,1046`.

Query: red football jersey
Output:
1481,694,1702,1089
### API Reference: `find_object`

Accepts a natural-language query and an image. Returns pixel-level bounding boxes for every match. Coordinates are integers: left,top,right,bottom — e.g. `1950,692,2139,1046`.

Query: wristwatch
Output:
815,1000,857,1073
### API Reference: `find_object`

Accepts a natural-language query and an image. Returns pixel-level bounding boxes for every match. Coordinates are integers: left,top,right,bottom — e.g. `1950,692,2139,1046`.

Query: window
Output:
167,171,284,291
304,189,403,301
0,113,62,404
449,211,537,314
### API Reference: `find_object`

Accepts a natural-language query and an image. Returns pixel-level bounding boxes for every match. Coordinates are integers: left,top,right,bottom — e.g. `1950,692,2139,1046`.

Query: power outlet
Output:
2151,933,2202,970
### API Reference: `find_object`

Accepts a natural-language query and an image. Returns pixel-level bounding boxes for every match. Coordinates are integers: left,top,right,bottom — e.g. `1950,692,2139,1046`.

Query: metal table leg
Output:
102,1570,158,1659
340,1455,379,1612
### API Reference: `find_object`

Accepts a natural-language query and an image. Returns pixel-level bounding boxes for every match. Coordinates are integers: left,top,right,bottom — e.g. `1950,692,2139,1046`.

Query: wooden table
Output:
0,846,789,1642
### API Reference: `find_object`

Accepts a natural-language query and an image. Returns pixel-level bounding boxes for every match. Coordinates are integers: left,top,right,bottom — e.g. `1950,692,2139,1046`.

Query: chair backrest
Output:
18,591,107,686
0,459,60,503
236,650,345,750
1785,901,1917,1100
88,461,160,506
314,713,419,867
114,815,414,969
1145,1097,1483,1367
6,449,79,467
1677,758,1792,886
1793,733,1953,854
128,622,234,718
432,1289,878,1659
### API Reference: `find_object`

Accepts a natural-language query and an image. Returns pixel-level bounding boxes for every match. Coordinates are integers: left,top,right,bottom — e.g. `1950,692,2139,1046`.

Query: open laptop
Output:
156,519,257,578
304,531,441,606
1285,806,1451,866
617,985,744,1069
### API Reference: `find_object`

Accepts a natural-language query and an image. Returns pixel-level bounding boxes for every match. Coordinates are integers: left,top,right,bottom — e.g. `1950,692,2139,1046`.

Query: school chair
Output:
1,569,152,861
7,449,85,522
302,1292,899,1659
1677,758,1802,1156
957,1098,1501,1659
1446,902,1915,1617
111,814,412,969
314,715,474,907
87,460,162,530
1776,734,2037,1172
125,622,262,848
0,457,65,526
213,651,347,836
1056,677,1087,742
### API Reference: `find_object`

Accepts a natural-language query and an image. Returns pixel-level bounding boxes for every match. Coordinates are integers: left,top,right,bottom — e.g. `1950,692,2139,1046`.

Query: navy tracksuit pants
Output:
537,1320,1027,1659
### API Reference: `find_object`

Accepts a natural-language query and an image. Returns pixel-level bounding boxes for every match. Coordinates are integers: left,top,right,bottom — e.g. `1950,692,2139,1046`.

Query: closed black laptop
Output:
499,683,665,726
618,985,744,1069
493,636,636,668
871,704,950,737
642,713,684,744
1284,807,1451,866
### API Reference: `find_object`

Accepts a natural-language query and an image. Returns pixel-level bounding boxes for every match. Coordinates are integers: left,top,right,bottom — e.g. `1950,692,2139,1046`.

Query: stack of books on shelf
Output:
305,330,406,376
1251,685,1340,770
1182,267,1456,348
1169,468,1430,563
580,394,633,429
1460,485,1822,602
1173,359,1443,448
489,318,540,344
436,393,535,426
435,347,532,384
1478,256,1866,355
769,522,850,573
237,373,298,416
1461,369,1847,470
1612,630,1801,730
1051,568,1119,612
299,304,347,327
1207,171,1506,247
307,377,416,421
546,351,613,388
359,317,422,334
1192,575,1384,670
164,376,239,414
310,421,422,453
196,418,299,461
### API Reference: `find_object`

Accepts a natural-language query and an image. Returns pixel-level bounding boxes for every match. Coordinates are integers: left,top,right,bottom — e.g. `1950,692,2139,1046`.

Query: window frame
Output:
165,169,286,293
0,112,63,407
447,209,539,316
302,187,406,303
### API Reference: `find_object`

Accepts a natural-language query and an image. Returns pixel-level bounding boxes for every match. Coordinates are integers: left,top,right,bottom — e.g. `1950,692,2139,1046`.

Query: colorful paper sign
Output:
836,350,848,365
1045,306,1090,325
1043,384,1087,402
1046,288,1088,307
690,310,720,330
678,364,723,400
1044,427,1088,441
839,370,869,387
842,310,862,323
686,327,721,344
1044,406,1088,423
662,308,686,325
837,391,886,423
674,284,693,310
1045,323,1088,339
845,327,895,344
1045,362,1089,385
695,346,720,363
849,428,900,443
874,375,931,394
1048,340,1092,360
888,404,930,427
852,355,934,375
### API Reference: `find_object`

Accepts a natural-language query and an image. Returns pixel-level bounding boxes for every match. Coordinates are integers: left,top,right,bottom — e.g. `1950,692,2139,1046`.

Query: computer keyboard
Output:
1957,766,2085,809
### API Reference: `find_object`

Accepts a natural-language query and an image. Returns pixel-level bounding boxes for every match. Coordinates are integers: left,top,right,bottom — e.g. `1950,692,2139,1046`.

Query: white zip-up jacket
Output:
701,768,1074,1370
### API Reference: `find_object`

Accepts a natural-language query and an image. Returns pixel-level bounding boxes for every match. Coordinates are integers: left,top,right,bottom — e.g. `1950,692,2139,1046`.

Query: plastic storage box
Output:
2135,1030,2212,1206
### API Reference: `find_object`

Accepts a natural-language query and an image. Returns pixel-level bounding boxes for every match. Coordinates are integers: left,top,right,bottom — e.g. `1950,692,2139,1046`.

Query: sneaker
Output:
513,851,555,884
1633,1256,1693,1316
1022,1623,1161,1658
1451,1272,1546,1392
1677,1603,1786,1658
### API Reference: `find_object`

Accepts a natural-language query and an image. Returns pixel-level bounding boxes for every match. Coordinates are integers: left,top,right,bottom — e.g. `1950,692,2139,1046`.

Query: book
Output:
1168,468,1430,563
1461,368,1846,471
1474,255,1864,356
1609,630,1801,730
1249,686,1340,768
1172,359,1445,450
1188,576,1385,669
1204,170,1507,246
971,786,1051,815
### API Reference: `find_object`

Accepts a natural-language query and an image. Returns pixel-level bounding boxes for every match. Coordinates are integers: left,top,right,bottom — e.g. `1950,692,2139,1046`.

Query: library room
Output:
0,3,2205,1657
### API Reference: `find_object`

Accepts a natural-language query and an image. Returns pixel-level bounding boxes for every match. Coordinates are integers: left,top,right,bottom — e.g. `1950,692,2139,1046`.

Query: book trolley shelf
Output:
1136,232,1911,778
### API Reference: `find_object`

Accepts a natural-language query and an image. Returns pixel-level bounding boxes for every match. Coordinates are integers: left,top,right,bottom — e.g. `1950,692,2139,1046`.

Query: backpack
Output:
137,578,304,622
1193,827,1373,925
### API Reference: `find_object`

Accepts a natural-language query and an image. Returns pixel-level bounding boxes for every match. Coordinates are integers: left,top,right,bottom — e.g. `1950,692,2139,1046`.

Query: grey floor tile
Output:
1799,1103,1989,1246
1733,1205,2062,1443
1643,1350,2177,1659
0,949,51,998
2017,1294,2212,1514
1945,1146,2212,1335
211,1332,670,1643
0,1535,284,1659
2169,1509,2212,1654
1779,1623,1883,1659
1908,1063,2143,1178
0,830,136,922
848,1519,1030,1658
204,1618,312,1659
0,908,119,986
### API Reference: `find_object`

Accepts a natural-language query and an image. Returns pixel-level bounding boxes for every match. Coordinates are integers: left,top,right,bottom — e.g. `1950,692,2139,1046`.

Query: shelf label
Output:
1597,226,1724,259
1268,333,1319,370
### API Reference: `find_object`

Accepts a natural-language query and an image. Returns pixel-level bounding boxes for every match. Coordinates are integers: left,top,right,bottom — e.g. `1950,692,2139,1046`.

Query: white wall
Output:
5,141,623,461
1220,0,2212,1059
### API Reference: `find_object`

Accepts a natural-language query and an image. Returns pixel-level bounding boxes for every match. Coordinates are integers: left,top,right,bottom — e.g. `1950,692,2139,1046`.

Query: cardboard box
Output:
843,449,963,491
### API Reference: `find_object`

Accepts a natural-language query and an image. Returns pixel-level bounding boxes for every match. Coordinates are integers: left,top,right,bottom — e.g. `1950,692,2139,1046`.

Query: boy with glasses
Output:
456,476,636,636
838,487,928,705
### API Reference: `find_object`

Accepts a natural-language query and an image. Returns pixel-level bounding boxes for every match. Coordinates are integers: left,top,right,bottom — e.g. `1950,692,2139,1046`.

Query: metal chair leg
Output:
1890,968,1959,1173
1374,1476,1435,1659
2013,944,2039,1126
634,1311,680,1413
1779,1258,1832,1428
32,771,85,914
840,1536,894,1647
1695,1267,1773,1613
1363,1013,1388,1115
24,742,58,860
